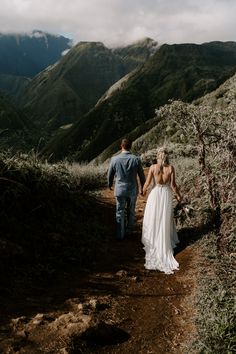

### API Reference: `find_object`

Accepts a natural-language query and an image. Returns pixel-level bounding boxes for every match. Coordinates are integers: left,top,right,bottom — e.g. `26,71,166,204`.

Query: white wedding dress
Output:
142,182,179,274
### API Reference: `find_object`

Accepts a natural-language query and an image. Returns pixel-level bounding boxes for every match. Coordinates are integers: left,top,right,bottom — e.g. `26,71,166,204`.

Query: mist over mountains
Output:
0,30,72,96
0,30,72,77
0,30,236,161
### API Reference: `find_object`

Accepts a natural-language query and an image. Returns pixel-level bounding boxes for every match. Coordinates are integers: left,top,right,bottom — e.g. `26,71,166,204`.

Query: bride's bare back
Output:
143,163,182,201
152,163,173,185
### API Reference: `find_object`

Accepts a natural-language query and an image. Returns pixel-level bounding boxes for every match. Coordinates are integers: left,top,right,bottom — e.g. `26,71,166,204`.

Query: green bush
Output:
0,151,109,283
195,233,236,354
154,98,236,353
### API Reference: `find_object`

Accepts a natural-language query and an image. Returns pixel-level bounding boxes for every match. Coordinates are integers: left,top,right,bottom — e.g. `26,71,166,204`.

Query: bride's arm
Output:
143,165,154,195
170,166,182,202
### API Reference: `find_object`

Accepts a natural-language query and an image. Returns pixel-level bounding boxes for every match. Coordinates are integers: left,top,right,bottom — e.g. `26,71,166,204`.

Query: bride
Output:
142,147,182,274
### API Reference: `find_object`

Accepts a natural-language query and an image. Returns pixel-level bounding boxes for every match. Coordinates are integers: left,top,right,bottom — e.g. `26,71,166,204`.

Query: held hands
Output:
141,188,147,196
176,194,182,203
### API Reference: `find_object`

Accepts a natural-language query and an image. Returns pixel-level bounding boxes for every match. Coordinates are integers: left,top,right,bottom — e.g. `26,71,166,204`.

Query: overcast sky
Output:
0,0,235,46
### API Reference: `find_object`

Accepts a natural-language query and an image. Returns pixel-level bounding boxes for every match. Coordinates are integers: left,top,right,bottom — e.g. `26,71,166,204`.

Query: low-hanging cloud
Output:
0,0,235,46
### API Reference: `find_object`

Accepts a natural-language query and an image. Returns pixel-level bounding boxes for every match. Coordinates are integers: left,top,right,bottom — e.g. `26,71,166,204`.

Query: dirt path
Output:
91,189,198,354
0,189,198,354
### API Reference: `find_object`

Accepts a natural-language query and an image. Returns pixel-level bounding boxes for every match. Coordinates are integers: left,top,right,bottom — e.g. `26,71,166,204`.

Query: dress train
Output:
142,184,179,274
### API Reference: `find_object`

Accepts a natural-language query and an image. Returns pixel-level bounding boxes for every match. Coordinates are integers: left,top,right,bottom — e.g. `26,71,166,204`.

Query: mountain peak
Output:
113,37,158,50
76,41,106,47
0,30,72,43
0,31,72,78
132,37,158,46
30,29,58,39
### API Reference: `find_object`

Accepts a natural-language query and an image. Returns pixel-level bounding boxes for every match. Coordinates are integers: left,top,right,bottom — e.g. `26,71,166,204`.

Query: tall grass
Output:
68,161,108,191
0,151,109,285
195,233,236,354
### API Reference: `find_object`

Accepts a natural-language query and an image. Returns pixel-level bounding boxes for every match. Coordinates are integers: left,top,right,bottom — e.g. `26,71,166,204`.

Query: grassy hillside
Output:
0,74,30,97
92,117,159,164
20,40,156,133
43,41,236,162
0,151,108,293
131,71,236,156
20,42,128,131
0,94,32,130
0,94,38,151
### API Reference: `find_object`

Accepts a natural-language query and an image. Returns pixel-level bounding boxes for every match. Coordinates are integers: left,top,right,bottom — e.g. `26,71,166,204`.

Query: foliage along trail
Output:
0,186,198,354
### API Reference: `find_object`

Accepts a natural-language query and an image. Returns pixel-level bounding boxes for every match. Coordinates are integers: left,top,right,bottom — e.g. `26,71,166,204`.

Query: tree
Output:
156,100,236,228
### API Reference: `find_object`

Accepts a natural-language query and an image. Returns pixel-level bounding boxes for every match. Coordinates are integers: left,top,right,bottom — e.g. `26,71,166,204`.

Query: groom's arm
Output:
107,158,115,190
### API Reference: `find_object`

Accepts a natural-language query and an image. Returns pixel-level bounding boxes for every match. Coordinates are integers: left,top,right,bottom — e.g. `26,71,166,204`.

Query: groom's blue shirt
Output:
107,151,145,197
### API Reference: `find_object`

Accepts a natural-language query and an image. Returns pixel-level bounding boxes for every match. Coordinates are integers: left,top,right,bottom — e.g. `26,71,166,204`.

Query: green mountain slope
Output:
94,70,236,165
131,71,236,156
0,74,30,97
0,94,37,150
21,39,157,132
0,94,32,130
43,41,236,162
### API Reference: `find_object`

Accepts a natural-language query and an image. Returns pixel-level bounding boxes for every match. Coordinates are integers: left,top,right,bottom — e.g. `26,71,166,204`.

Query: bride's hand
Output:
176,194,182,203
142,189,147,196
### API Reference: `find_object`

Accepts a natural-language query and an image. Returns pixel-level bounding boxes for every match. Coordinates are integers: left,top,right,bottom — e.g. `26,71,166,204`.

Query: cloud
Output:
0,0,235,46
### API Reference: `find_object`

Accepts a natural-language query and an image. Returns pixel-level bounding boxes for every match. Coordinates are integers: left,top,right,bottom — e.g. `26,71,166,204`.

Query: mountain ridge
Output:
94,71,236,164
20,39,158,132
0,30,72,97
0,30,72,77
43,41,236,162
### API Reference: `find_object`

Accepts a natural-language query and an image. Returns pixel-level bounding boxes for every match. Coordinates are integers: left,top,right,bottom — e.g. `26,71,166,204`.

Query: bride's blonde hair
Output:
157,147,169,167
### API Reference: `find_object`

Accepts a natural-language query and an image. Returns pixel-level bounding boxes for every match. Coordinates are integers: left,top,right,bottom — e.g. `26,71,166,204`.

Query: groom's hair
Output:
121,138,132,150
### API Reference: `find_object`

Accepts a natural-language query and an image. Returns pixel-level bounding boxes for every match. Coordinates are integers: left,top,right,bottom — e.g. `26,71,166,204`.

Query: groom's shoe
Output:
115,237,124,241
115,231,125,241
125,228,136,238
115,232,124,241
116,222,125,240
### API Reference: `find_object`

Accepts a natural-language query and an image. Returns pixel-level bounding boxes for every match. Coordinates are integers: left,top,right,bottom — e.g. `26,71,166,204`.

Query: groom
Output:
107,138,145,240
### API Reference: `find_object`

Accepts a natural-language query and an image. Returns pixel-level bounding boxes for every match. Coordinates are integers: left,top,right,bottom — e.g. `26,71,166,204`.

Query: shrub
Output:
154,98,236,353
0,151,109,284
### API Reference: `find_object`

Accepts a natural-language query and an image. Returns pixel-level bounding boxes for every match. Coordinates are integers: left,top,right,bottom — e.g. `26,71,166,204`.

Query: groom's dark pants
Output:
116,195,137,239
